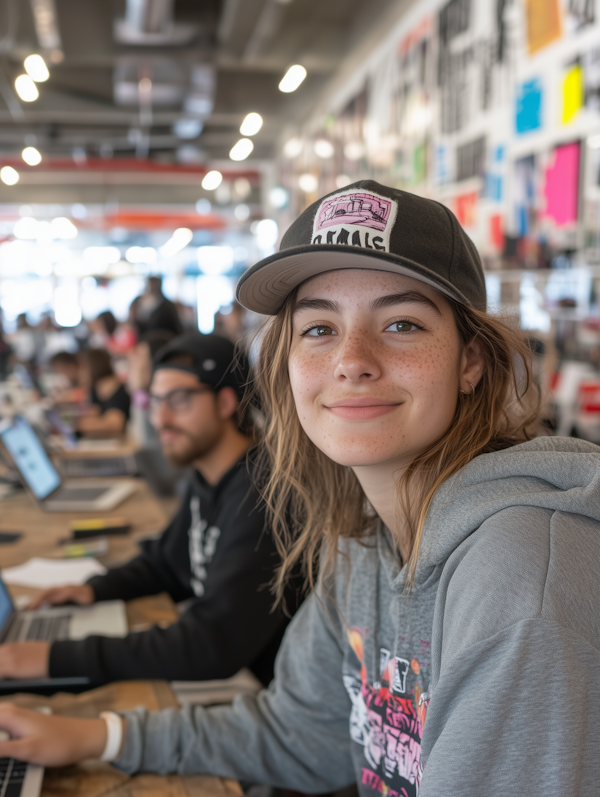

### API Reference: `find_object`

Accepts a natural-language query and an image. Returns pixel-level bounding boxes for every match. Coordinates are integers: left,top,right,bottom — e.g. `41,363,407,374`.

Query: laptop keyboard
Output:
0,757,28,797
59,457,135,478
51,486,107,502
12,613,72,642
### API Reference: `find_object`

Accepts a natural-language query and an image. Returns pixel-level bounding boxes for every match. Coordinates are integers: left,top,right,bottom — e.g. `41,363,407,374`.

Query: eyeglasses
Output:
149,387,211,415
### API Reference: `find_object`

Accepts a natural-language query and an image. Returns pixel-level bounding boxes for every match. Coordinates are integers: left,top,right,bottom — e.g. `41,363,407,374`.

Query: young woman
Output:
2,181,600,795
77,348,131,436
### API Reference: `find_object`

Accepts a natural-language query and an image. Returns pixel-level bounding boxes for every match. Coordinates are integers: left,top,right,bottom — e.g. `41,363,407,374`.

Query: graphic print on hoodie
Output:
344,628,430,797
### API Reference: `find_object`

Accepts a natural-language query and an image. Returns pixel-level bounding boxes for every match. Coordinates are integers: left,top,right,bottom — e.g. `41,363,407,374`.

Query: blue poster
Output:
515,79,543,134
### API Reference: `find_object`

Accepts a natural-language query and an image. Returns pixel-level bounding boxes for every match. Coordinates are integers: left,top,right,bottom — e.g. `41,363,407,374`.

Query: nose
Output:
333,333,381,383
151,400,172,430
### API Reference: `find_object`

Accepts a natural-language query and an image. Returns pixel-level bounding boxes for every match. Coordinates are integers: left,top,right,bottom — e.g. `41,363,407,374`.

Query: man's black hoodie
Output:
49,455,295,686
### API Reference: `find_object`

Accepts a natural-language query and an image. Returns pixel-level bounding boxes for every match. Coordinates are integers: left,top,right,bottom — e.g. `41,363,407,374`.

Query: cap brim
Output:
236,244,473,315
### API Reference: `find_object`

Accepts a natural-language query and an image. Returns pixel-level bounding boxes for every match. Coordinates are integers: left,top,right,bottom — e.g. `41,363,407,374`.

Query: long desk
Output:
0,480,242,797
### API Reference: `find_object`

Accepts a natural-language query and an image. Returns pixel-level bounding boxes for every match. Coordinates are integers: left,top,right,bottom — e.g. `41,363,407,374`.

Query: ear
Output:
216,386,239,421
459,338,485,393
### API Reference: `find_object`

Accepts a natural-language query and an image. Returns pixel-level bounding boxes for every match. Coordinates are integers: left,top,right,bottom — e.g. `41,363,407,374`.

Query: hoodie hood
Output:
410,435,600,586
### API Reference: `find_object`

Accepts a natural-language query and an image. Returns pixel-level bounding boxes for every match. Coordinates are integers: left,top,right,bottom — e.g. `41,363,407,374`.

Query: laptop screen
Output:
0,416,61,500
0,576,13,633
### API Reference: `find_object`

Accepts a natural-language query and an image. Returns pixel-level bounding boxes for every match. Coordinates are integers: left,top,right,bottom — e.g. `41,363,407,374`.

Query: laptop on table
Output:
0,416,136,512
0,572,127,692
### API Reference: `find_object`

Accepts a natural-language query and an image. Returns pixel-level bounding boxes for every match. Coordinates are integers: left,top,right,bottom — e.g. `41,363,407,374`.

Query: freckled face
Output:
288,270,464,469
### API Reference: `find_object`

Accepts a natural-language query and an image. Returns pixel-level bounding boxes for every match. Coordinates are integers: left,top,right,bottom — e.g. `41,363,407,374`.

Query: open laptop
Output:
0,571,127,692
0,416,136,512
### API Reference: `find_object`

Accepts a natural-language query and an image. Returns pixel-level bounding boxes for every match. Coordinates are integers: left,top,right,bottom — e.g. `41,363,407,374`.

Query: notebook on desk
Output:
0,416,136,512
0,572,127,692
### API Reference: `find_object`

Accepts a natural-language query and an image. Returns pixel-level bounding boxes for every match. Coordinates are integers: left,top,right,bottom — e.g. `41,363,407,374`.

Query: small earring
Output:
460,381,475,395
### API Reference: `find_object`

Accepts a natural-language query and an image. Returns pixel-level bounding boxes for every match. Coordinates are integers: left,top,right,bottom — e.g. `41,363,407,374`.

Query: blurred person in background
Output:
127,329,175,445
135,277,182,337
78,348,130,437
9,314,37,369
88,311,117,349
0,332,299,687
214,301,246,343
47,351,85,403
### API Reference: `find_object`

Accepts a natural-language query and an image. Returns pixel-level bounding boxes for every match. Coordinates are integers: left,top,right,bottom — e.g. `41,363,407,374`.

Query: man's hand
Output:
28,584,94,610
0,642,50,679
0,703,110,766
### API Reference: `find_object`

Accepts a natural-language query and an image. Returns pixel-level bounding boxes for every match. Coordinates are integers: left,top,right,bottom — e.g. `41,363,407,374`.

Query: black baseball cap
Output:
236,180,486,314
153,332,249,400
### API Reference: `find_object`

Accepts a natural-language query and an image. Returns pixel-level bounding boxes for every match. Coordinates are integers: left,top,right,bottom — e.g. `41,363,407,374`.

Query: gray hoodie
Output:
114,437,600,795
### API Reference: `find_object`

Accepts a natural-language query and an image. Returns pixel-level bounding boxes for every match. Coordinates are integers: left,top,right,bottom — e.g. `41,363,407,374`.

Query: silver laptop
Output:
0,416,136,512
0,729,44,797
0,572,127,691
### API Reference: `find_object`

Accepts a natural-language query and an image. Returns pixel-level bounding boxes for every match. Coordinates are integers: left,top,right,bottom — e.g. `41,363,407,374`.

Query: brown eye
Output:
386,321,416,333
306,325,334,337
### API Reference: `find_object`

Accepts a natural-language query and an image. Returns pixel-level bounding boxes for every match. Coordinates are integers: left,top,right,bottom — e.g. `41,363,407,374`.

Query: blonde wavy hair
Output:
251,287,541,598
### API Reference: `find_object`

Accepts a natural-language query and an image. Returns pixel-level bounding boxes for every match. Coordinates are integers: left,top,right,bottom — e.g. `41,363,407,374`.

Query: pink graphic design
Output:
316,193,393,233
344,629,425,797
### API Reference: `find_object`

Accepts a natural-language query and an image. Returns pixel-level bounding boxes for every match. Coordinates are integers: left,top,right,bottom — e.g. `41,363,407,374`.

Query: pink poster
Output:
542,142,580,226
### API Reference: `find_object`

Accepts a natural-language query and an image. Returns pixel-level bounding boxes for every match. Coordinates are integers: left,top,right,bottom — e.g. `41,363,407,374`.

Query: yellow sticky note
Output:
562,64,583,124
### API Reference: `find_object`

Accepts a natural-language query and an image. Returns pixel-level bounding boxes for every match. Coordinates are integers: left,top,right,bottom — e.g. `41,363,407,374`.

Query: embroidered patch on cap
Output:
202,359,216,371
311,189,398,252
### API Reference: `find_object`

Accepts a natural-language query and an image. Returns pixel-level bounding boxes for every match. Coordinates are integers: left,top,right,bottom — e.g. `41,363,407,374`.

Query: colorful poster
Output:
525,0,563,55
455,191,478,227
516,78,543,134
562,63,584,123
543,142,580,226
490,214,505,250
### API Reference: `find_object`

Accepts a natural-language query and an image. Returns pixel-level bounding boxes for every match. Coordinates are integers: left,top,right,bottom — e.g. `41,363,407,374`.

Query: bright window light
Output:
125,246,157,264
51,217,78,239
13,217,38,239
229,138,254,161
24,54,49,82
15,74,39,102
1,166,19,186
84,246,121,267
298,173,318,193
160,228,194,258
255,219,279,249
22,146,42,166
283,137,303,158
196,275,234,334
201,170,223,190
588,134,600,149
279,64,307,93
197,246,234,275
54,284,82,327
240,112,263,136
314,139,334,159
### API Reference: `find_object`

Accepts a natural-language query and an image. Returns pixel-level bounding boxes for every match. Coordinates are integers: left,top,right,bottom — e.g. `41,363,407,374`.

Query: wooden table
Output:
0,480,243,797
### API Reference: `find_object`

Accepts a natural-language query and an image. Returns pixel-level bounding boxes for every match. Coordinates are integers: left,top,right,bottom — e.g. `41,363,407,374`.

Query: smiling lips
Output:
326,397,400,420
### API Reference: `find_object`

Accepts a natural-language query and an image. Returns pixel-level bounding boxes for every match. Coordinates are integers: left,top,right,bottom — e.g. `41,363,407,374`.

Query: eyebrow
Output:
293,290,441,317
371,291,442,315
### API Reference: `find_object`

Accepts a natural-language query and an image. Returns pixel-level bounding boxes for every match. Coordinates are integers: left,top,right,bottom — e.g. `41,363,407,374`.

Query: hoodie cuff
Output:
111,708,146,774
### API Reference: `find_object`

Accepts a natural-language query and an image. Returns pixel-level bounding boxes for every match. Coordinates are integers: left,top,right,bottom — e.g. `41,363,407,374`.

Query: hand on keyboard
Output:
0,704,110,767
0,643,50,680
28,585,94,611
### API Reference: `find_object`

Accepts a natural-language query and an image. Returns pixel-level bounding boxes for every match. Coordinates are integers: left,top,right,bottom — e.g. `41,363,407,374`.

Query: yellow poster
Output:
562,64,584,124
526,0,563,55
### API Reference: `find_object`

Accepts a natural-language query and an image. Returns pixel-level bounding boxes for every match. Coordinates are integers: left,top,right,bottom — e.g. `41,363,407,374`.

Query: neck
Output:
352,460,412,563
193,424,252,485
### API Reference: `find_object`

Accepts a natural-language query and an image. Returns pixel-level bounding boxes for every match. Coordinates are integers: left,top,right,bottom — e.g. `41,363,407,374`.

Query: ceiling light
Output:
84,246,121,266
13,217,37,238
160,228,194,258
15,75,39,102
22,147,42,166
24,54,49,82
197,246,234,276
1,166,19,186
279,64,307,93
335,174,351,189
283,137,303,158
229,138,254,161
234,177,251,199
314,139,334,158
240,112,263,136
255,219,279,249
298,173,317,193
201,170,223,190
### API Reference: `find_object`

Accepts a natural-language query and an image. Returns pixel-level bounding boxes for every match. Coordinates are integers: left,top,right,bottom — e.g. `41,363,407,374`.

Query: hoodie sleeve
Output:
420,506,600,797
113,589,356,793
